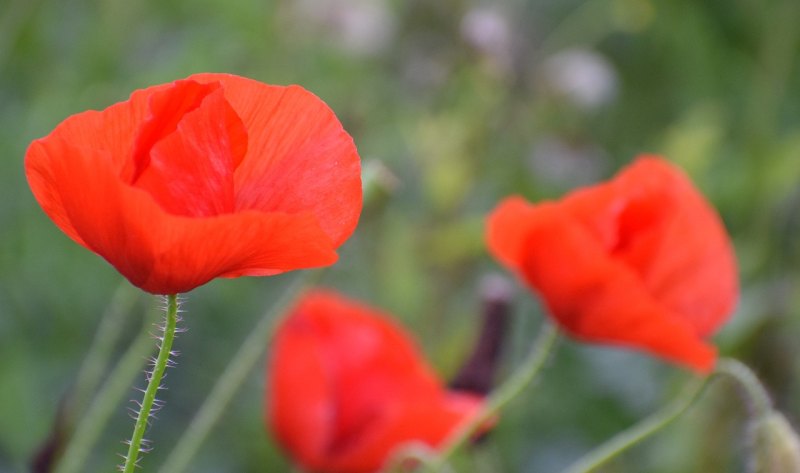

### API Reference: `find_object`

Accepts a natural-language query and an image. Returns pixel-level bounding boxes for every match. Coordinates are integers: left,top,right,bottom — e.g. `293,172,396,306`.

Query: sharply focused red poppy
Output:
25,73,361,294
267,290,486,473
486,156,738,373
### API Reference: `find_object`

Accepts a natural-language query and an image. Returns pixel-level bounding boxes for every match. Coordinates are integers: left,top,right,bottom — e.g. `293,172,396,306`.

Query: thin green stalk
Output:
70,284,139,419
561,357,774,473
121,294,179,473
427,321,559,471
55,321,155,473
715,358,772,418
38,283,138,473
562,376,710,473
158,274,317,473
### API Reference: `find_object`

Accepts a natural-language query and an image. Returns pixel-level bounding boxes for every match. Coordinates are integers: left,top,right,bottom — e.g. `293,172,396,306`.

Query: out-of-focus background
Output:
1,0,799,472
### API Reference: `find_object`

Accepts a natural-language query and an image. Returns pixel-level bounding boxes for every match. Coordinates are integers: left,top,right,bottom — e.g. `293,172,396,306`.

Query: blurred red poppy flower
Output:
267,290,485,473
25,73,361,294
486,156,738,373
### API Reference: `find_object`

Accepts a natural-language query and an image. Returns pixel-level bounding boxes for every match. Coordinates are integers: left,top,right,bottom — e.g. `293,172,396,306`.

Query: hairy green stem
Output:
158,274,317,473
121,294,179,473
427,322,559,471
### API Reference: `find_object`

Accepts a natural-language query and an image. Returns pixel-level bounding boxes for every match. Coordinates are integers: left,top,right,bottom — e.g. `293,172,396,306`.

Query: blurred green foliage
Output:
1,0,799,472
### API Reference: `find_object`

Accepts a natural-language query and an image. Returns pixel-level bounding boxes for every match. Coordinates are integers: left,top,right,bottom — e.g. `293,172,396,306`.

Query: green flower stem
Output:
55,321,155,473
122,294,179,473
562,376,710,473
158,274,318,473
561,357,773,473
427,321,559,471
70,284,140,420
715,357,773,417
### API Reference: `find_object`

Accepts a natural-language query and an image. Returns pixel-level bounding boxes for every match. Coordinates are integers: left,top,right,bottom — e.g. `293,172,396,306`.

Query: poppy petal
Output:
125,80,221,183
24,90,158,244
26,137,337,294
26,138,159,285
189,73,362,247
267,291,489,473
516,202,717,372
609,157,738,336
143,210,337,293
558,157,737,337
485,196,542,270
132,86,247,217
40,83,172,173
268,313,334,468
328,393,483,473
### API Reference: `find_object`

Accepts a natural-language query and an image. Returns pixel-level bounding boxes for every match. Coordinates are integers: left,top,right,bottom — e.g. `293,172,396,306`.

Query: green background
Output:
1,0,799,471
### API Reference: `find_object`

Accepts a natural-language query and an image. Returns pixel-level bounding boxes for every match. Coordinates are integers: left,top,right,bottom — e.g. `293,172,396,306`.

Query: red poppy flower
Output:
267,290,485,473
486,156,738,373
25,73,361,294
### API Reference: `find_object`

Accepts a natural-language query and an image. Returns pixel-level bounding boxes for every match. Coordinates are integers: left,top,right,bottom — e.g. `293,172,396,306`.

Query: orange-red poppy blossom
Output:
486,156,738,373
267,290,485,473
25,73,361,294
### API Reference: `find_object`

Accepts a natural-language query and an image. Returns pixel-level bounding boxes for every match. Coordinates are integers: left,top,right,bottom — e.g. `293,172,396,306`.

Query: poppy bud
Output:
750,411,800,473
450,274,513,395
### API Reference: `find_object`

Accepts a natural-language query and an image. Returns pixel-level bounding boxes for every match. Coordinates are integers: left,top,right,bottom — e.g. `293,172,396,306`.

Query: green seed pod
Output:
751,411,800,473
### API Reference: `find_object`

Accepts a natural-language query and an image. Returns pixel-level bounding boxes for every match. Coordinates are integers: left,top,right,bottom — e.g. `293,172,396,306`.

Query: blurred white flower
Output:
290,0,396,57
460,6,514,75
542,48,618,110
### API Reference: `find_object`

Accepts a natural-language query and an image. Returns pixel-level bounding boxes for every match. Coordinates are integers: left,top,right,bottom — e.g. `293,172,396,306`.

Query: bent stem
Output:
715,357,772,417
158,273,319,473
427,321,559,471
562,376,710,473
121,294,179,473
562,356,774,473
